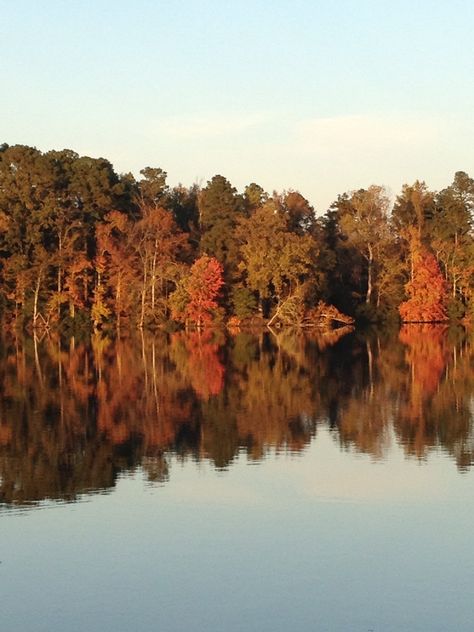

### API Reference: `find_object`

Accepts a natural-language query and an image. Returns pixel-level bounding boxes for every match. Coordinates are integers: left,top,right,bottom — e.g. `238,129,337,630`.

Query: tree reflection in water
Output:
0,325,474,506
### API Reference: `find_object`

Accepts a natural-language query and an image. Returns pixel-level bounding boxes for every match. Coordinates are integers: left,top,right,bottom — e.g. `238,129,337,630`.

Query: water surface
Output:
1,326,473,631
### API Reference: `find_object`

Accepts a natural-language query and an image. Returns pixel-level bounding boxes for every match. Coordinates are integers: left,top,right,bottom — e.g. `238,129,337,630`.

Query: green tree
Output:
0,145,134,326
277,190,315,235
166,183,200,236
198,175,245,279
431,172,474,313
243,182,268,215
339,185,391,307
392,180,435,238
138,167,168,207
237,201,313,317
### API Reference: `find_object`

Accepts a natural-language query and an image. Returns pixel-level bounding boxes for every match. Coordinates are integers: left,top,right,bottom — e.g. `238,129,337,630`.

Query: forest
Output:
1,142,473,331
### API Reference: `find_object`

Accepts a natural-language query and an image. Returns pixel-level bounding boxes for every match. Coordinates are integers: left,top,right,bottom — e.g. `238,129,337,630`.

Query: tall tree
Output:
392,180,435,238
431,172,474,312
339,185,391,306
170,255,224,328
198,175,245,279
92,211,137,332
399,230,448,322
237,200,313,316
243,182,268,215
137,167,168,208
166,183,200,236
277,190,315,235
133,205,188,328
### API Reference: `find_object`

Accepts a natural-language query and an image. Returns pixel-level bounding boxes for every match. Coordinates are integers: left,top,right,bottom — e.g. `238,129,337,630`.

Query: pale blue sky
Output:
2,0,473,211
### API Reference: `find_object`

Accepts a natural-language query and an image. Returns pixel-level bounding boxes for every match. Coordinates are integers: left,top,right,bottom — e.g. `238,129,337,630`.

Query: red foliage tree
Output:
399,232,448,322
171,255,224,327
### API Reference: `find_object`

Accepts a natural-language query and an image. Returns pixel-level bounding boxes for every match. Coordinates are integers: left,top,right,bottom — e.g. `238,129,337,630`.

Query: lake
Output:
1,325,473,631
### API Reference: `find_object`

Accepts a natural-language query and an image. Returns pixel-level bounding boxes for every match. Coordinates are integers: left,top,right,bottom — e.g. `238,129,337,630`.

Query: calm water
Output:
1,325,473,631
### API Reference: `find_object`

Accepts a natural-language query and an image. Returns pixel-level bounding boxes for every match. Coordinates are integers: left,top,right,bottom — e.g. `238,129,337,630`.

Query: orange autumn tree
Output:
170,255,224,327
399,230,448,322
92,211,137,332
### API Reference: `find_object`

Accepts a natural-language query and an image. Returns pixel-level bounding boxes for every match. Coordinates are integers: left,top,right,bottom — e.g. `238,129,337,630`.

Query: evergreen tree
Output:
198,175,244,279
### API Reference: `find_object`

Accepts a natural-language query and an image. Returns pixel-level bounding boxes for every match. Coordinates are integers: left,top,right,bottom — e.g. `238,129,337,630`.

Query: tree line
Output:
1,143,473,331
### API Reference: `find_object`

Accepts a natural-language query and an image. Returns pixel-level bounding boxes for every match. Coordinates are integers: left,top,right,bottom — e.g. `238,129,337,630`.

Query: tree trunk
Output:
139,260,147,329
151,239,158,312
93,271,101,333
267,298,282,328
57,233,63,322
116,273,122,334
33,274,42,329
366,246,373,304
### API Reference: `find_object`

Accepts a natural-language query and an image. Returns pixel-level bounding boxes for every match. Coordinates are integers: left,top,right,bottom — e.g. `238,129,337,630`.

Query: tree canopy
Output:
1,142,474,329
